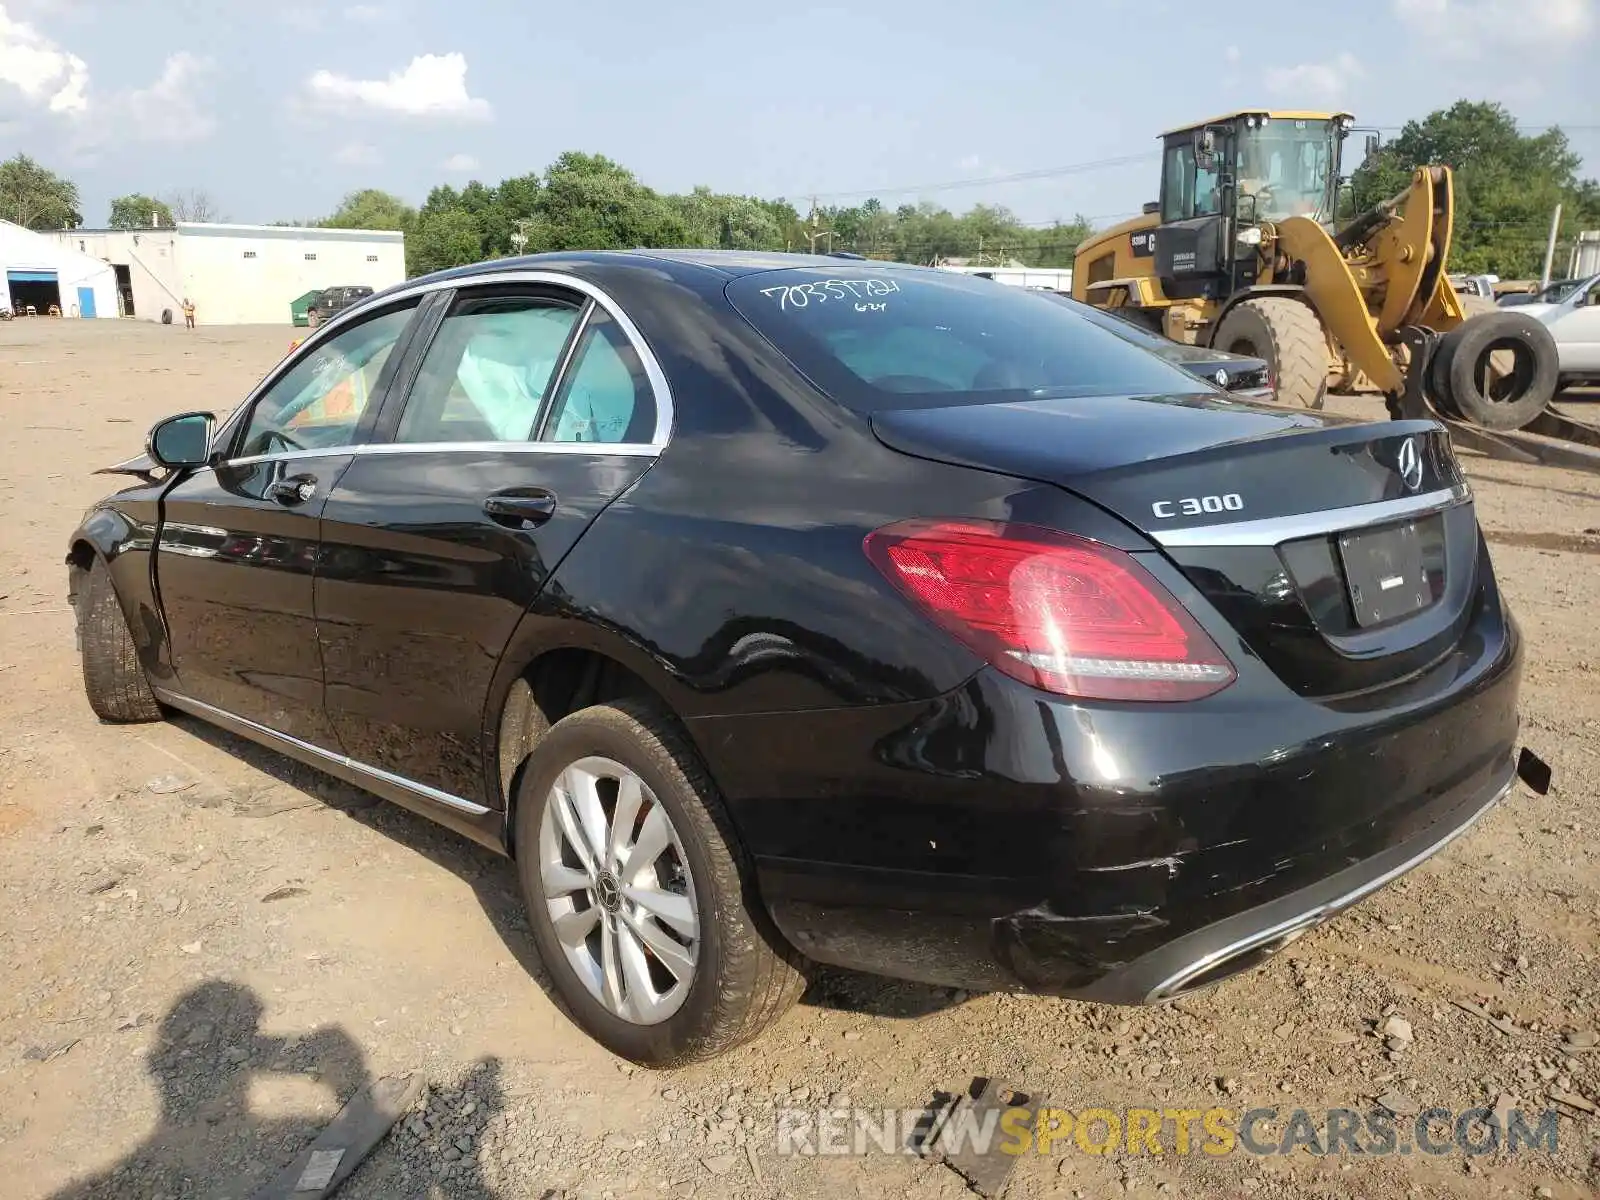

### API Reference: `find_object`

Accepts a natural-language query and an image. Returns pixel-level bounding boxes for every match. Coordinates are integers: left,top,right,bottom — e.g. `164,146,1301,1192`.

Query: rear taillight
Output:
863,518,1236,702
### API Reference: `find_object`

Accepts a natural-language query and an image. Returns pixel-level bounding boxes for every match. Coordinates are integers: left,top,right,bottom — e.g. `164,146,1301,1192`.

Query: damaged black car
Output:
68,250,1544,1066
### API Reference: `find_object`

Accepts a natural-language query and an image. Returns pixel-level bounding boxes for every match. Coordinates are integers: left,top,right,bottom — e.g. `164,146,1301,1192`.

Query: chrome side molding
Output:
151,689,491,817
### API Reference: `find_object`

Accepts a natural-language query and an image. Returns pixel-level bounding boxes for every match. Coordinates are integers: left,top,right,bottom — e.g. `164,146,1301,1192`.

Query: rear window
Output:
724,267,1205,411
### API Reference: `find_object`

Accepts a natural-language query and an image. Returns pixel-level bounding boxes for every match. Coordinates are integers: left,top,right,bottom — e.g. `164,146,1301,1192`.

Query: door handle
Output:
266,474,317,506
483,489,557,528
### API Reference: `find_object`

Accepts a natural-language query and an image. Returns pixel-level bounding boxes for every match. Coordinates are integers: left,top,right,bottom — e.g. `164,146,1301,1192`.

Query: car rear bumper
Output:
1016,751,1516,1003
759,748,1519,1002
692,589,1525,1000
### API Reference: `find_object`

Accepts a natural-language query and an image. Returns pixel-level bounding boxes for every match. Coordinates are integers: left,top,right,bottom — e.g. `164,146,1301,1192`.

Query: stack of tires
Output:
1429,304,1560,431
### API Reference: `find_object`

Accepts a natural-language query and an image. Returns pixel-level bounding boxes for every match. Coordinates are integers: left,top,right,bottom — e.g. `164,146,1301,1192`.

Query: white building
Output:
51,222,406,325
1,219,119,318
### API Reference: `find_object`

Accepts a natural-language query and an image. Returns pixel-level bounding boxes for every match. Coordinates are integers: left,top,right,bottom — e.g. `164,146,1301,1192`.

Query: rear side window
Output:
724,268,1203,411
396,296,582,444
538,310,657,444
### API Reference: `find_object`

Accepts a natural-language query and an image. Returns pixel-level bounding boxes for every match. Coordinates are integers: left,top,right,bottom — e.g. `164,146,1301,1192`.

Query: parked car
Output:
1500,278,1586,308
306,284,374,328
1514,272,1600,385
70,250,1540,1066
1039,291,1276,400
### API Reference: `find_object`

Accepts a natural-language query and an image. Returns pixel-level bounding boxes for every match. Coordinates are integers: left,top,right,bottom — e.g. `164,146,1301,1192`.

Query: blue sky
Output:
2,0,1596,231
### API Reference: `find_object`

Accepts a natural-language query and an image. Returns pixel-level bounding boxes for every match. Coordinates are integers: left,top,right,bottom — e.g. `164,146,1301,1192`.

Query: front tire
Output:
514,699,806,1067
1212,297,1329,409
75,557,162,723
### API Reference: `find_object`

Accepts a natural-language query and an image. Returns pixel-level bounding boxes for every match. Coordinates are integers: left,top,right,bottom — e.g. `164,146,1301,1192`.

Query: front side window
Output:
397,295,583,444
1163,137,1224,222
726,268,1204,412
235,303,416,458
1162,142,1196,223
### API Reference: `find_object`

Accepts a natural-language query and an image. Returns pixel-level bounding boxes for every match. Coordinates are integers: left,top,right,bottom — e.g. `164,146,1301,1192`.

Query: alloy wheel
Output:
537,756,699,1024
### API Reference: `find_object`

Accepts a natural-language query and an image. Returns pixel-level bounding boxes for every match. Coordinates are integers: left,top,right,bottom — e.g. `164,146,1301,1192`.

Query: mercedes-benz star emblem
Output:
1396,436,1424,492
1213,369,1229,388
595,872,622,912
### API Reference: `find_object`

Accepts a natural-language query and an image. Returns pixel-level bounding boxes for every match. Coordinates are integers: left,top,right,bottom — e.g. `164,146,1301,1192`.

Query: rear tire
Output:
75,557,162,723
1212,297,1328,409
1433,312,1558,431
514,698,807,1067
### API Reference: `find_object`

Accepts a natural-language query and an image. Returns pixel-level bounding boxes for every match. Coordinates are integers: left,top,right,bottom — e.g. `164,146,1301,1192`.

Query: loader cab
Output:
1155,110,1351,301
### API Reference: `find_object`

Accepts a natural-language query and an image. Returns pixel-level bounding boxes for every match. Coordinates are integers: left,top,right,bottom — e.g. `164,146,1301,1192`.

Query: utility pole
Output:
1540,203,1563,291
804,196,835,255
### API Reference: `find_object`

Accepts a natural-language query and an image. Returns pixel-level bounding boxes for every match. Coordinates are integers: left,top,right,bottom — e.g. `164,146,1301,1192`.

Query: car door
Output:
154,298,424,746
315,278,666,804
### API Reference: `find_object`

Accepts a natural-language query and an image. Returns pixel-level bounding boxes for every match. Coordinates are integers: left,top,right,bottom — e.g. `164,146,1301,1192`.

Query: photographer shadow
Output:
43,979,506,1200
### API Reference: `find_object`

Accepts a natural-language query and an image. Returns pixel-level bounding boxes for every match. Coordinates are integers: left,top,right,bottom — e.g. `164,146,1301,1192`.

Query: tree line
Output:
302,153,1096,278
2,101,1596,280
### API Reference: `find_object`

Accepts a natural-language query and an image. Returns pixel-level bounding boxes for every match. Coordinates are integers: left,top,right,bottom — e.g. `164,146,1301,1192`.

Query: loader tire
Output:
1433,312,1558,432
1212,297,1328,409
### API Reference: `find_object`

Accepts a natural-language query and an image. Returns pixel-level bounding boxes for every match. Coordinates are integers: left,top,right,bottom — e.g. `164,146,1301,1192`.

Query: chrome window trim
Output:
223,440,661,469
152,689,492,817
212,270,674,469
1147,484,1470,548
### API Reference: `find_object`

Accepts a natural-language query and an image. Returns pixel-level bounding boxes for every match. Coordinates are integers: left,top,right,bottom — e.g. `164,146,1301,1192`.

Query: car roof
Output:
413,248,938,287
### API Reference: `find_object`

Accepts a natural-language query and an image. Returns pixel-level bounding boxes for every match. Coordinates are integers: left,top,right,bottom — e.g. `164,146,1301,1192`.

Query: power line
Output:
799,153,1160,203
794,119,1600,209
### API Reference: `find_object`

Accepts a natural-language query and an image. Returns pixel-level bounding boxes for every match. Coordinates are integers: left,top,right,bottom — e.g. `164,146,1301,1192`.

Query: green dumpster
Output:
290,289,322,327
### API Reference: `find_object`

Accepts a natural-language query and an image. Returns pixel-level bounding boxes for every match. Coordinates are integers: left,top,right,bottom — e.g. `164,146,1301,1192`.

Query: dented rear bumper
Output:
693,586,1527,1001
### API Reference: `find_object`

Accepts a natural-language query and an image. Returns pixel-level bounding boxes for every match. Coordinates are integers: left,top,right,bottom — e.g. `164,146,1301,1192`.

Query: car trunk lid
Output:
870,391,1477,698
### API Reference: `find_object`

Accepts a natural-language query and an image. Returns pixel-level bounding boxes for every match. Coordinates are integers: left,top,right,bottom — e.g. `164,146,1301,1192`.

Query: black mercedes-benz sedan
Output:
68,249,1540,1067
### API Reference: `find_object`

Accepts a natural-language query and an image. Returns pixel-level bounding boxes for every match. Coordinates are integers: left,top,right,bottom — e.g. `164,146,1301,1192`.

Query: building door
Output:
77,287,96,318
6,270,59,314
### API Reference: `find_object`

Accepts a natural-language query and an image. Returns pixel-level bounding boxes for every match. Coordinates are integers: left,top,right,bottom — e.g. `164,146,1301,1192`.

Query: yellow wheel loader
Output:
1071,110,1563,434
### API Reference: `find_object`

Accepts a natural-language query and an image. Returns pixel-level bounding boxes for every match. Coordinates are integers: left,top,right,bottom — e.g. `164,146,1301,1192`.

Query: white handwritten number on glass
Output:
758,279,902,310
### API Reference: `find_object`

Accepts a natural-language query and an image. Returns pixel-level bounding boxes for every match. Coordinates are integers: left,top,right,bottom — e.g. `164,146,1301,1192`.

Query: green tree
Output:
408,208,482,275
108,194,175,229
1351,100,1599,276
539,152,692,250
322,188,415,232
0,154,82,230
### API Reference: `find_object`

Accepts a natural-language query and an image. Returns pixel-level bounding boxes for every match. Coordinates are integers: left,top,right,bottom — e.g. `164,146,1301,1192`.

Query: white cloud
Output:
441,152,479,172
123,52,216,142
306,52,491,120
1265,52,1363,105
1393,0,1595,58
334,141,381,166
344,4,388,19
0,7,216,149
0,3,89,114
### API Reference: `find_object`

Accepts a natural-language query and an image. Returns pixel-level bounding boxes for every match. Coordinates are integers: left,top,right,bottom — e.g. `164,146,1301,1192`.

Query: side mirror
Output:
1237,192,1259,225
147,411,215,469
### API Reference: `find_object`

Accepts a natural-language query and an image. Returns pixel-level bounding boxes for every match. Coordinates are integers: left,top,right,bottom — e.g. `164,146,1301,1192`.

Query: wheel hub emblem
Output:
595,872,622,912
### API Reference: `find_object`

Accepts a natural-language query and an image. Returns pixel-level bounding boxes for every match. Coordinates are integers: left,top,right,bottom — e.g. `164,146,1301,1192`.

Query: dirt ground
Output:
1,317,1598,1200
